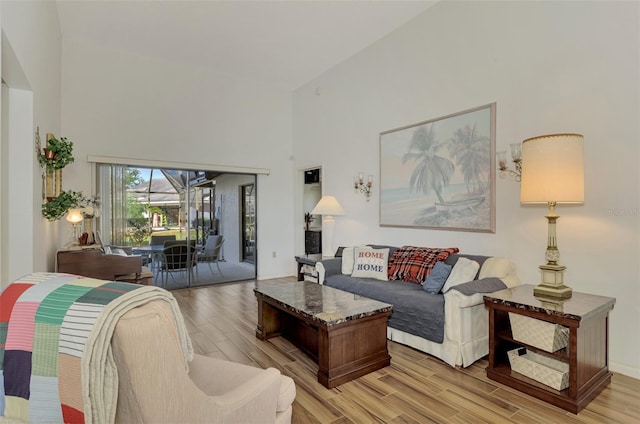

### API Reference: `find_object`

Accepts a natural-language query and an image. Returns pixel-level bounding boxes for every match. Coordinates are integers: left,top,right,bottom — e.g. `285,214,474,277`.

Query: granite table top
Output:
254,280,392,326
483,284,616,322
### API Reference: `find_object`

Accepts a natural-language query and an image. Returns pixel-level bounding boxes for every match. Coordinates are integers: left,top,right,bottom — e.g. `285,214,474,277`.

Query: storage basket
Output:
509,313,569,352
508,348,569,391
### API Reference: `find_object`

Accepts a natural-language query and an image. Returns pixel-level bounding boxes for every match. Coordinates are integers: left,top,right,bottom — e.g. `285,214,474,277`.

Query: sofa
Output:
315,245,520,367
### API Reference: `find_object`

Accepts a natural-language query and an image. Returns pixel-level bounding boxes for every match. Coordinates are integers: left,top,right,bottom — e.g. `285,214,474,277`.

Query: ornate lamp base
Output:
534,263,572,299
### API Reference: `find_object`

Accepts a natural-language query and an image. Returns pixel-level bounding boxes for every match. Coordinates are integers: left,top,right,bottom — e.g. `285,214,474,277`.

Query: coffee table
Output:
254,280,392,388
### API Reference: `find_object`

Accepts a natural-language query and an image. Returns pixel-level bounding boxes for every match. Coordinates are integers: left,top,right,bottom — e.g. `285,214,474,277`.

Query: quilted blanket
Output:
0,272,192,423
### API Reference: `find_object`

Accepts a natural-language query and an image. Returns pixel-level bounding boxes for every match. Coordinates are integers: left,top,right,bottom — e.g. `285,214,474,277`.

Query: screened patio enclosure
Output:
97,164,257,289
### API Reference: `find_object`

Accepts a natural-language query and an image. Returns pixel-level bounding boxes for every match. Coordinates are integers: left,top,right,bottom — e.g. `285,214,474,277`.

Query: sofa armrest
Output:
445,277,509,308
315,258,342,284
444,290,486,309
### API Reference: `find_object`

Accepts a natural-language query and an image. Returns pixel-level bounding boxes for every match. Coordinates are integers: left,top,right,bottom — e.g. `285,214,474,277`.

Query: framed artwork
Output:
379,103,496,233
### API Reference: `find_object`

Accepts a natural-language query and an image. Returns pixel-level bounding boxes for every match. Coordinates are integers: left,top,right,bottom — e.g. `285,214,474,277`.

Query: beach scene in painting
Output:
380,105,494,232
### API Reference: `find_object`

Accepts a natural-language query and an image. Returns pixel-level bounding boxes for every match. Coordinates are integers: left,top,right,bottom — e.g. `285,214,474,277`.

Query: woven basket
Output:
509,313,569,352
508,348,569,391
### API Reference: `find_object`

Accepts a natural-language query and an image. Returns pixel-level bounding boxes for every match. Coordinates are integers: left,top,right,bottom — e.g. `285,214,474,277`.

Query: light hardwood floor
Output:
172,277,640,424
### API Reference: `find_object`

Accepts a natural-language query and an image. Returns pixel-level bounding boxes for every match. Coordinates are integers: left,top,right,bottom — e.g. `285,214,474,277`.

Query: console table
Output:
484,285,615,413
57,247,153,285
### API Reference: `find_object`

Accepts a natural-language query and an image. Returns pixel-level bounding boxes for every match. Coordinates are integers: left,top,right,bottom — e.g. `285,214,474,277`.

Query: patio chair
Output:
198,235,224,276
147,235,176,272
161,243,197,286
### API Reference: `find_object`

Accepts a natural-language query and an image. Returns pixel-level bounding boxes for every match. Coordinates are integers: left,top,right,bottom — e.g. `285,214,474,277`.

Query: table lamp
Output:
520,133,584,299
66,208,84,243
311,195,344,257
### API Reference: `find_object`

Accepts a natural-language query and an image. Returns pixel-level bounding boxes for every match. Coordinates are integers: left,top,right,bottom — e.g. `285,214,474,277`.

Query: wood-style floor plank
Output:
174,278,640,423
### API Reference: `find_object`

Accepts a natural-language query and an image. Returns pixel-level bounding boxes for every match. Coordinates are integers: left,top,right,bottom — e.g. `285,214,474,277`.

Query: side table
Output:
484,284,615,414
294,254,323,282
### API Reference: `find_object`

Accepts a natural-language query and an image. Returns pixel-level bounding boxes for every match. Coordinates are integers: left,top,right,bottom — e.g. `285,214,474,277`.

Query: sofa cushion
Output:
479,257,511,279
442,257,480,293
351,246,389,281
444,254,489,279
388,246,459,284
423,261,452,294
324,275,445,343
341,247,356,275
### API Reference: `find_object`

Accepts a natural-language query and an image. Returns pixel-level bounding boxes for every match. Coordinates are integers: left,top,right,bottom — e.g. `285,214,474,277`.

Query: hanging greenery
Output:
38,136,74,170
41,190,82,221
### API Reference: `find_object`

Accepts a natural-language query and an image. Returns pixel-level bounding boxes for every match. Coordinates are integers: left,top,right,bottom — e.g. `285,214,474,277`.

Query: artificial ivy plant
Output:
38,136,74,170
41,190,81,221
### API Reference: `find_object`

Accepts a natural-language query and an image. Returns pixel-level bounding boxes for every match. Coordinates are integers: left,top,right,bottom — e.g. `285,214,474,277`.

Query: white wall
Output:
60,38,294,280
293,1,640,377
1,0,62,284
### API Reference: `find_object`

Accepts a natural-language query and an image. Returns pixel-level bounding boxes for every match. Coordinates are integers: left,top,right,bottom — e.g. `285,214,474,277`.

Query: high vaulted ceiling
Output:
56,0,436,90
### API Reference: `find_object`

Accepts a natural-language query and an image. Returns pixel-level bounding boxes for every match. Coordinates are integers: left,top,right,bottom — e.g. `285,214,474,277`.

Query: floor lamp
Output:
311,195,344,257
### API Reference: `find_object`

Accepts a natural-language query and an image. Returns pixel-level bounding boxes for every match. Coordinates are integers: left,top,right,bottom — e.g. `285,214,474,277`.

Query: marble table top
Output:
254,280,392,326
483,284,615,322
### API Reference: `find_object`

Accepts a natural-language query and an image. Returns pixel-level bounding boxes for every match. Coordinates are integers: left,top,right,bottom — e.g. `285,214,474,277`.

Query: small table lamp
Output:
520,133,584,299
66,208,84,243
311,195,345,257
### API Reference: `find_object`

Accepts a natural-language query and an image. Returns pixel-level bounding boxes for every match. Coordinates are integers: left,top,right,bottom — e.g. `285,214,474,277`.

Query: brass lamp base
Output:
534,263,572,299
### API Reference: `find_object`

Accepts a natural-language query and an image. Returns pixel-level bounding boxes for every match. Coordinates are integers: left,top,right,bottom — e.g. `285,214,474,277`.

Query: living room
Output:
1,0,638,421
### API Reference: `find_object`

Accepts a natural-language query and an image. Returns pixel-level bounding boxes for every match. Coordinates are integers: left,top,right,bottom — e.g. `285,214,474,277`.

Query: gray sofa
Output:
315,249,520,367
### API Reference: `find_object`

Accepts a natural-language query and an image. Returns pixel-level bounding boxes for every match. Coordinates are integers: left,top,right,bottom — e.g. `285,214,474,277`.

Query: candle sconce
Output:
497,143,522,182
353,172,373,201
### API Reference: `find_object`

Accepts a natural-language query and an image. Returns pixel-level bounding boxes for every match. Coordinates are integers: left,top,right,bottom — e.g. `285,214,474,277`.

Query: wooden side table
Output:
484,285,615,413
294,254,322,282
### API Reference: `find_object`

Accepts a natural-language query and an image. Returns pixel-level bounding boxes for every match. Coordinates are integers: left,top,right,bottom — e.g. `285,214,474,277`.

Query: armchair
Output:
112,300,295,423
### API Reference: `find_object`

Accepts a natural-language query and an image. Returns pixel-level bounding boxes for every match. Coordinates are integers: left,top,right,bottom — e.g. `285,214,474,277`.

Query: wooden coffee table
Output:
255,280,392,388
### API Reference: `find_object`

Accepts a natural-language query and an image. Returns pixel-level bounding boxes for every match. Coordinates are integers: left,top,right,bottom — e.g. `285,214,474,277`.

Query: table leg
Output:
255,296,281,339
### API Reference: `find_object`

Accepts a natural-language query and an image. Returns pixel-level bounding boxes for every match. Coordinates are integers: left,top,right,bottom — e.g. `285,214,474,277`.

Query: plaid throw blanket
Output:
0,272,192,423
388,246,459,284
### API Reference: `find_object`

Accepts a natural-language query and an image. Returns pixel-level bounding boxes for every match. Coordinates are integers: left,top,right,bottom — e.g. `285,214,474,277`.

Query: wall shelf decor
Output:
36,128,76,219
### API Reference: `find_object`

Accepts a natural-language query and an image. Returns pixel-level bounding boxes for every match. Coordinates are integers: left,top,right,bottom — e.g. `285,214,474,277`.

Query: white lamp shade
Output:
520,133,584,204
311,195,344,216
66,208,84,224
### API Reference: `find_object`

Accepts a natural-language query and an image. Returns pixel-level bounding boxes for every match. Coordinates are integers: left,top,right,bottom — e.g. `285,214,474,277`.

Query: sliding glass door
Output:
97,164,256,289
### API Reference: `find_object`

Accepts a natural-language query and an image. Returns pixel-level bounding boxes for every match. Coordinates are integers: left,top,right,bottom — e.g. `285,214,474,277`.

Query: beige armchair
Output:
112,300,295,423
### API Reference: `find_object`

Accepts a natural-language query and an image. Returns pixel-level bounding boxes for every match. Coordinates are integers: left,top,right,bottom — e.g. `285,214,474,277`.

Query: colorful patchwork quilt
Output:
0,272,192,423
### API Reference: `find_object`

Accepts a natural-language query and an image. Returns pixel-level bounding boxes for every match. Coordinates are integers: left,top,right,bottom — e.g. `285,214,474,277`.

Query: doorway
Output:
241,183,256,264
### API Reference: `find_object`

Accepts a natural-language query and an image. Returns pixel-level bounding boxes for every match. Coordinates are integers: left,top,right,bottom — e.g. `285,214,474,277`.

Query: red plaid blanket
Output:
388,246,459,284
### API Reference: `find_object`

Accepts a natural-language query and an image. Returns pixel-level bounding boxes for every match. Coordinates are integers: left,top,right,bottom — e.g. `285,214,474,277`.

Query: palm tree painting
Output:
448,123,490,195
380,103,495,233
402,125,455,204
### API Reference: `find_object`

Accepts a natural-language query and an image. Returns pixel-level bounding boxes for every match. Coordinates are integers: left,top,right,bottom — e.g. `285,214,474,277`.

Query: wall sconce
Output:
497,143,522,181
353,172,373,201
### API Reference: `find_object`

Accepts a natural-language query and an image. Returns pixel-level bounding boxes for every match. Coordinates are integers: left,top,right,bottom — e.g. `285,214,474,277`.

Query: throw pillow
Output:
423,261,453,294
351,246,389,281
479,257,512,279
341,247,355,275
388,246,459,284
441,257,480,293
